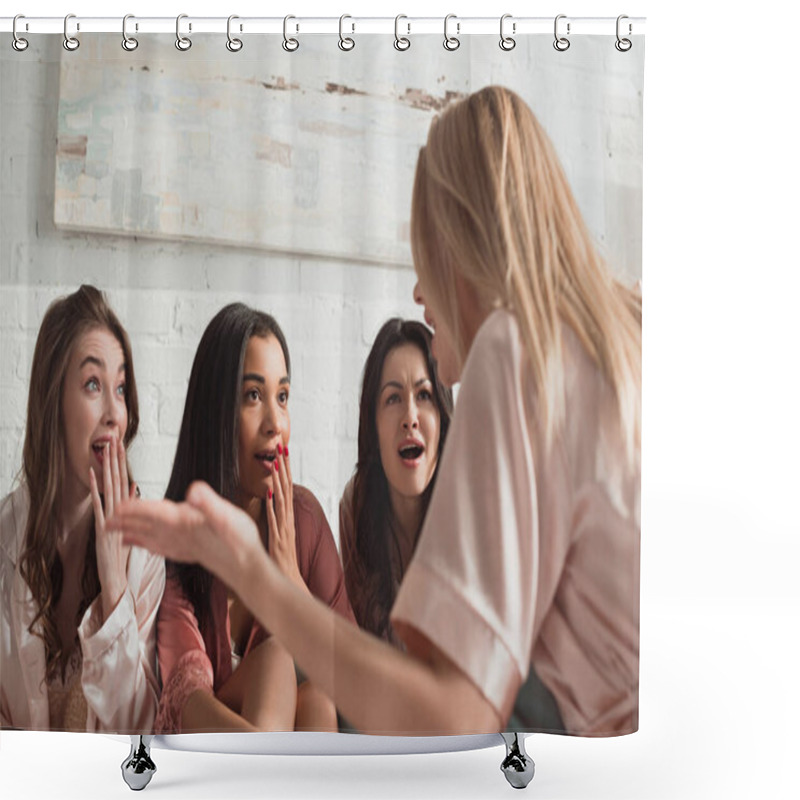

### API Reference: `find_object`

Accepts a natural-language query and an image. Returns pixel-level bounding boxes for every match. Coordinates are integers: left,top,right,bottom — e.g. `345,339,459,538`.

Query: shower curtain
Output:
0,22,643,742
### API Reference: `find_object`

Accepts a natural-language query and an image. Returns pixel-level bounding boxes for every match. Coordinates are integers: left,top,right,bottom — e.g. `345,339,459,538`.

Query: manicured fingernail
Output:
274,459,280,472
277,444,282,455
284,446,289,458
268,489,273,500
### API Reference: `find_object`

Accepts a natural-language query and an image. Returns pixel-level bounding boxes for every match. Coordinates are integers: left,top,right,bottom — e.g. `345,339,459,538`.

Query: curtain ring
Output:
553,14,570,52
122,14,139,51
12,15,29,52
175,14,192,51
615,15,632,52
499,14,516,51
226,15,243,52
63,13,80,51
338,14,355,51
394,14,410,51
283,15,299,52
443,14,460,51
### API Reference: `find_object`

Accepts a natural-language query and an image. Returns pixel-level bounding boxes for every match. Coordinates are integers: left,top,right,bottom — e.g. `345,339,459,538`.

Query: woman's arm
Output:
78,546,165,732
114,484,501,735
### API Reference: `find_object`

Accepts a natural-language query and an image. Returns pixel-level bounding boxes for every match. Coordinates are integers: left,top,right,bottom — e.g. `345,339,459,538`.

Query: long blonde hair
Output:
410,85,641,463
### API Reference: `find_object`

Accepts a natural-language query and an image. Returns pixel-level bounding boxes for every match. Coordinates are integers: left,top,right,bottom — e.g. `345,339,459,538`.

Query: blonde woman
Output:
113,86,641,738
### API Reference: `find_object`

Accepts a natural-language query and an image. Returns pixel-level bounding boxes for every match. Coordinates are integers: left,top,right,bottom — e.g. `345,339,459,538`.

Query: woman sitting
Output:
1,285,164,732
155,303,355,733
339,318,452,645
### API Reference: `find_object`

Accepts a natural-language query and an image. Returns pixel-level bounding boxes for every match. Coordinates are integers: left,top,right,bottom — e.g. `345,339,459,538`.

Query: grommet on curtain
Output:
63,14,80,51
338,14,355,51
11,14,29,52
615,15,632,52
122,15,139,52
499,14,516,51
553,14,570,52
394,15,410,51
175,14,192,51
283,15,299,52
226,15,243,52
443,14,460,51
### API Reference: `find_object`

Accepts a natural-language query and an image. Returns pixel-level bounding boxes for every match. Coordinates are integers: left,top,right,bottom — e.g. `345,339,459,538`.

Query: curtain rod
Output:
1,16,645,36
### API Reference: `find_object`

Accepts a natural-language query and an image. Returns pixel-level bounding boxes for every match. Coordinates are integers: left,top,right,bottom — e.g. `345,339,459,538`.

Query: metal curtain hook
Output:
394,14,410,51
12,14,29,52
227,14,243,52
553,14,570,52
175,14,192,51
338,14,355,51
443,14,460,51
500,14,516,51
122,14,139,51
63,13,80,51
283,15,299,52
615,14,632,52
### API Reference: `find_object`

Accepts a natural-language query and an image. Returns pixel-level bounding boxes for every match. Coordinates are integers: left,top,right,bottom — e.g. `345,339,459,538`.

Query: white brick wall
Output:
1,36,643,544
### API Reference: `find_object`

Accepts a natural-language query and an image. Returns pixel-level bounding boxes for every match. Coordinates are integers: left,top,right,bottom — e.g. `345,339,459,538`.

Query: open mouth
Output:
398,443,424,463
92,439,111,463
255,450,277,472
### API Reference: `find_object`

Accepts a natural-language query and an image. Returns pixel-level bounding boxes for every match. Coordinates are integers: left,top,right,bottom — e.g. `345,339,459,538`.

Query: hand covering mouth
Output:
92,436,112,454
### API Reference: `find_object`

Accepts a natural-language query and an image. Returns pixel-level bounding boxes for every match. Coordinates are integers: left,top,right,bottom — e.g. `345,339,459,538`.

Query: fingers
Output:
272,453,287,532
111,434,122,510
282,443,293,494
186,480,237,533
118,436,130,505
110,499,190,561
89,467,104,529
266,485,279,555
277,443,292,511
102,440,113,520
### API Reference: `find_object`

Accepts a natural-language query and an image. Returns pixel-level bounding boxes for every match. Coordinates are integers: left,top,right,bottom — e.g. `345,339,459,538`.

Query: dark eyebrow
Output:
242,373,290,386
79,355,126,374
380,377,431,394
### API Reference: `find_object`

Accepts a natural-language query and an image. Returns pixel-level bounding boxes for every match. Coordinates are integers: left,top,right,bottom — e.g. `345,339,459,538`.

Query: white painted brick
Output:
133,342,195,388
127,434,179,492
0,288,23,331
158,389,187,437
0,33,642,507
106,289,173,338
135,383,160,436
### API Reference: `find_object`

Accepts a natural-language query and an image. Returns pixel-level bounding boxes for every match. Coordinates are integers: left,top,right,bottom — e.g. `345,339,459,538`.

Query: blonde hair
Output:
410,85,641,463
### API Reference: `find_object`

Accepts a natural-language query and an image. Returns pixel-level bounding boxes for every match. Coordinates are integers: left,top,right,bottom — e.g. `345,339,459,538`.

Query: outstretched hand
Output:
110,481,266,593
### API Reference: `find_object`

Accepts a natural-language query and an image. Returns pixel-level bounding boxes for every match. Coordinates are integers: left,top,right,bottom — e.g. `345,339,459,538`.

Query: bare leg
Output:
181,689,257,733
218,637,297,731
295,680,338,732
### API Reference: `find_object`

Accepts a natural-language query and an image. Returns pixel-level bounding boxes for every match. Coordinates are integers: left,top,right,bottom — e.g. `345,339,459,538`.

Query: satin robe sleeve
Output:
77,545,166,733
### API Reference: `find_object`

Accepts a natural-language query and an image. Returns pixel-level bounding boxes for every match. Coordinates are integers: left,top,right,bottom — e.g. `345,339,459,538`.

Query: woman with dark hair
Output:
339,319,452,644
154,303,355,733
0,285,164,731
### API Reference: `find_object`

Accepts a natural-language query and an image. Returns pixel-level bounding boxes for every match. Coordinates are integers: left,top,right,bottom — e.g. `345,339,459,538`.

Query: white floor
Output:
2,595,798,800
